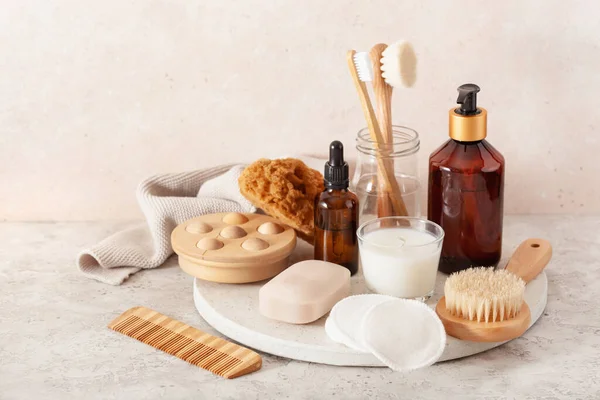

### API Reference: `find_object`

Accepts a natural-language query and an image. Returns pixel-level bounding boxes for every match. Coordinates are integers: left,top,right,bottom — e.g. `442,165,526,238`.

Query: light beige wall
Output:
1,0,598,221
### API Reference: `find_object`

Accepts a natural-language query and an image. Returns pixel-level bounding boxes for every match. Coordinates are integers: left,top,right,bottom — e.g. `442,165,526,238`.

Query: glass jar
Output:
351,126,421,224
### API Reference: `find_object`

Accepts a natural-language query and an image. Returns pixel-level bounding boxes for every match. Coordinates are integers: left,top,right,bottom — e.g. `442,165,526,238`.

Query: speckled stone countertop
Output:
1,216,599,399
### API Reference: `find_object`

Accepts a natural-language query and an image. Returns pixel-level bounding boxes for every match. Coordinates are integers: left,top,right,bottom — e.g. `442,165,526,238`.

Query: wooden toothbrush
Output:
347,50,407,217
370,44,395,144
369,43,407,217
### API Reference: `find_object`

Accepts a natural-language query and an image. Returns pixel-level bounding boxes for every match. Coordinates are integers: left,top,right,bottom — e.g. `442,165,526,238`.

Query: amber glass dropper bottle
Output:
314,141,359,275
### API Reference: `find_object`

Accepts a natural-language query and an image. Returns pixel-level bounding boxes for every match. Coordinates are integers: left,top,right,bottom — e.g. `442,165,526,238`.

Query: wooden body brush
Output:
436,238,552,342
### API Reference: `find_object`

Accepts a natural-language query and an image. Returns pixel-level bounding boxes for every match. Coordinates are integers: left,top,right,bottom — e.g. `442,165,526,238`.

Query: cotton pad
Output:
324,314,346,345
361,298,446,371
328,294,396,352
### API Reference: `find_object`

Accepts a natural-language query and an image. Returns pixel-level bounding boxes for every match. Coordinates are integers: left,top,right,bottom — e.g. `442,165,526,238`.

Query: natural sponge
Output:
238,158,324,243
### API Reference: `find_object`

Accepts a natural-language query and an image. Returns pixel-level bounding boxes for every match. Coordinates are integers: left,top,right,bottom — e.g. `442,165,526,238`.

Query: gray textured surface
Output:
1,216,599,399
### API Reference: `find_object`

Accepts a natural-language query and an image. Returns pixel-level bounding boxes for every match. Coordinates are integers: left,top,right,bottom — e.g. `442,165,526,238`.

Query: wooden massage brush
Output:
108,306,262,379
435,239,552,342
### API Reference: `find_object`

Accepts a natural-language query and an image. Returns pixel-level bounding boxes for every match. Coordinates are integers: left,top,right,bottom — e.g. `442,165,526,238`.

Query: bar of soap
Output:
259,260,351,324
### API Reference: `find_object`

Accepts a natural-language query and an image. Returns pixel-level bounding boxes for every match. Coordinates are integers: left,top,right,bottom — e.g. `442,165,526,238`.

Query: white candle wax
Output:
359,227,441,299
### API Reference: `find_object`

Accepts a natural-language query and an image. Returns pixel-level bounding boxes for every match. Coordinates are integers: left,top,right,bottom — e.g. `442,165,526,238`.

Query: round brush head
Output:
444,267,526,323
380,40,417,88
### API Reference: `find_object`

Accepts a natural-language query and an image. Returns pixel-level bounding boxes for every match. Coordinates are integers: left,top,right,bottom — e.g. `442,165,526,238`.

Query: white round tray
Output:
193,241,548,366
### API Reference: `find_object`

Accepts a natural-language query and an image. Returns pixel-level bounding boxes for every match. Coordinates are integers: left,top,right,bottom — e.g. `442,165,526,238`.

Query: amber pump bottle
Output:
314,141,359,275
428,84,505,274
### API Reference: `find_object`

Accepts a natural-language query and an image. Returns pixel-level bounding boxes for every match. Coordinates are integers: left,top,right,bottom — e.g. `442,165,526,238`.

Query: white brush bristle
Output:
353,52,373,82
444,267,526,323
380,40,417,88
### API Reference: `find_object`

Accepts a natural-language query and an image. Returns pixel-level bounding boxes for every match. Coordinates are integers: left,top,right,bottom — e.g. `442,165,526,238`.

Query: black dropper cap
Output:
324,140,349,190
455,83,481,116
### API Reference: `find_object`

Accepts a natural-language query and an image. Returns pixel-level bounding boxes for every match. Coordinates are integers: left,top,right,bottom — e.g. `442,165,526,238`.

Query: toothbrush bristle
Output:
353,52,373,82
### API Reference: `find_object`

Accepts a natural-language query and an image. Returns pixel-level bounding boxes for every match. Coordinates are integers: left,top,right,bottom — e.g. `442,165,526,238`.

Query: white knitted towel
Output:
77,164,256,285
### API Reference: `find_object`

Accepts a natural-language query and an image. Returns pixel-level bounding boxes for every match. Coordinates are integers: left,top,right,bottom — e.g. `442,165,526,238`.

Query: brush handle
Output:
505,238,552,283
346,50,408,217
369,44,398,218
370,44,394,143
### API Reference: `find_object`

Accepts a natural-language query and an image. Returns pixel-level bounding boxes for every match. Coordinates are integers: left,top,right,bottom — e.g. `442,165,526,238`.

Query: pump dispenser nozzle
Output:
449,83,487,142
324,140,349,189
456,83,481,115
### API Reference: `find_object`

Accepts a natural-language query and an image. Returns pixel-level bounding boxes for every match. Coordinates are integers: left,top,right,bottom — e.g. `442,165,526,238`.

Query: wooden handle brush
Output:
369,43,407,217
435,239,552,342
347,50,408,217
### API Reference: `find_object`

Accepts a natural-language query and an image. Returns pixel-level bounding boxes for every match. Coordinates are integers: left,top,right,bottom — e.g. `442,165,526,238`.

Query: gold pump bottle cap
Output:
448,107,487,142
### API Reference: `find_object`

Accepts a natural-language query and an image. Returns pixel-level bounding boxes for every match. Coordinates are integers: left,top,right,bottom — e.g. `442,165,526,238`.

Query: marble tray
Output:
192,241,548,366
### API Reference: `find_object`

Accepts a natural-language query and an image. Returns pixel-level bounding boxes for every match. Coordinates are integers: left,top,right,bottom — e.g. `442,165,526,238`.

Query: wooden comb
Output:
108,306,262,379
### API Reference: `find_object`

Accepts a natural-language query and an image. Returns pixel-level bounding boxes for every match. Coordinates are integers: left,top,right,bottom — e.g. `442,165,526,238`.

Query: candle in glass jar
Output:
359,227,442,299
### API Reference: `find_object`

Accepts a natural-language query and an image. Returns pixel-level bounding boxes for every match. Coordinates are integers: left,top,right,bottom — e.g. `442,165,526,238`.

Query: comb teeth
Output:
108,307,262,379
353,52,374,82
444,268,526,323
